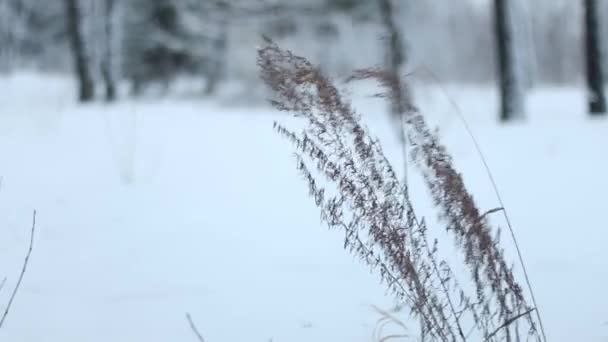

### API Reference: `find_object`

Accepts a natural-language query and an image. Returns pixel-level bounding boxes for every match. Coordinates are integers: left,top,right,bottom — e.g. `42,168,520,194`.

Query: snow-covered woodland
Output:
1,0,607,88
0,0,607,341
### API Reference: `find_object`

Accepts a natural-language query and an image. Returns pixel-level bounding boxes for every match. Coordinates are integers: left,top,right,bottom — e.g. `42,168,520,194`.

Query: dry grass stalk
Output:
372,304,411,342
258,39,545,342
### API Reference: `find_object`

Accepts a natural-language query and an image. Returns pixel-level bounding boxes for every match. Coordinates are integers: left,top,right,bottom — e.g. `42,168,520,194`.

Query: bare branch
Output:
485,308,536,341
185,312,206,342
0,210,36,330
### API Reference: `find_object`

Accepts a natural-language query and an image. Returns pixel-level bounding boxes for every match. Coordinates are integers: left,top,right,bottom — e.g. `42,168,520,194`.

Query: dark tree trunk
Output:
494,0,525,121
65,0,95,102
101,0,117,102
377,0,406,116
376,0,415,188
584,0,606,115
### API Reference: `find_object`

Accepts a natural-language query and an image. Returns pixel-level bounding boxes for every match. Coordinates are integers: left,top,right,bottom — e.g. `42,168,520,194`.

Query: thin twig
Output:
0,210,36,330
185,312,206,342
380,334,409,342
485,308,536,341
417,65,547,342
372,304,410,342
480,207,505,221
0,278,6,293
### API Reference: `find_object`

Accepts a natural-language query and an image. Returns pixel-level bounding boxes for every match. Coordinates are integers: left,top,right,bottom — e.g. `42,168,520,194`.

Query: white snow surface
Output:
0,72,607,342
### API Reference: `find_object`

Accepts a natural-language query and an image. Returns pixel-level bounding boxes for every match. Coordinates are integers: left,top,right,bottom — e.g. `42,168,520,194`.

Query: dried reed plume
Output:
257,39,544,342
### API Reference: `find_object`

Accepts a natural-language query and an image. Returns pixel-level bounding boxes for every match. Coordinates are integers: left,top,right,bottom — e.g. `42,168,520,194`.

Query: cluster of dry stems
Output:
257,39,545,342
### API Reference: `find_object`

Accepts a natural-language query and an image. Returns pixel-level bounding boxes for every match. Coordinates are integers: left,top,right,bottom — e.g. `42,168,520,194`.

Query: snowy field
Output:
0,72,607,342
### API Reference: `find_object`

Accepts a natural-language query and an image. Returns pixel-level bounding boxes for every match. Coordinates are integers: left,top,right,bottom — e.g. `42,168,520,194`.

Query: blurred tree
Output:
314,18,339,73
2,0,603,93
376,0,414,172
202,26,227,95
494,0,526,121
377,0,405,116
583,0,606,115
200,0,229,95
0,0,20,72
327,0,359,11
0,0,62,72
122,0,207,96
65,0,95,101
100,0,118,101
538,6,573,84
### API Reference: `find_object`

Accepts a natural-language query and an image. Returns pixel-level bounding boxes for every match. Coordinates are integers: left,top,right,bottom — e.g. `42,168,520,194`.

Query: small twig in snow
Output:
0,210,36,330
185,312,206,342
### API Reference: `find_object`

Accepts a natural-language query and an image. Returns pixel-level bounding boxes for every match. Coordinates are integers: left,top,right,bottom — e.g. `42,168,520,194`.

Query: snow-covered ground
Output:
0,72,606,342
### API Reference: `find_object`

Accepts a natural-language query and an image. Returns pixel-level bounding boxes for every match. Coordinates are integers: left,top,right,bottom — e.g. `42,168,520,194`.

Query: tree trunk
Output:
494,0,525,121
377,0,406,116
584,0,606,115
204,2,229,96
204,22,227,95
0,0,12,73
65,0,95,102
376,0,414,190
0,0,22,73
101,0,117,102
